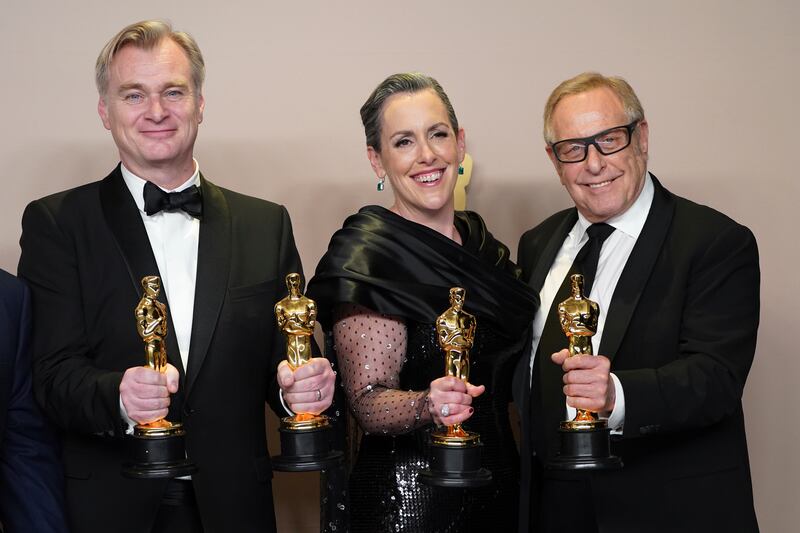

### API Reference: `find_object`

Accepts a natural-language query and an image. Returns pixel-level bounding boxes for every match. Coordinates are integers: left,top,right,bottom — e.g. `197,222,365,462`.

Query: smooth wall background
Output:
2,1,797,531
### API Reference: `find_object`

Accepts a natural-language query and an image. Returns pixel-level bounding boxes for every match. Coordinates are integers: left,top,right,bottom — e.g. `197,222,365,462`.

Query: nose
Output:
584,144,606,174
145,96,167,122
417,140,436,164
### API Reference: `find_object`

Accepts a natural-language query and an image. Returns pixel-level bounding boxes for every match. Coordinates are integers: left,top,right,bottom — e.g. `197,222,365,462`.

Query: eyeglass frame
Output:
549,120,640,163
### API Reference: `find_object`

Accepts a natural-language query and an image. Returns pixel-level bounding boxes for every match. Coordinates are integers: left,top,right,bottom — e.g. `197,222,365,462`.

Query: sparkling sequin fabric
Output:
337,308,523,532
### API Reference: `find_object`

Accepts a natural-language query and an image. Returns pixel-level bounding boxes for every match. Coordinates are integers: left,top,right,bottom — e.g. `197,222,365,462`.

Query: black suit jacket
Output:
514,176,759,532
18,166,301,533
0,269,67,533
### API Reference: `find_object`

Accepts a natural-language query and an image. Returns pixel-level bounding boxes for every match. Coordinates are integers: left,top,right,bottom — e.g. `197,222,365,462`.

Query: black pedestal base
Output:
546,427,623,471
122,432,197,479
419,441,492,488
271,424,343,472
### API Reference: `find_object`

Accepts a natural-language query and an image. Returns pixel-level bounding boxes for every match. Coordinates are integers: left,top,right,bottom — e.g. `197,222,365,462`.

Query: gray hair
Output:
360,72,459,152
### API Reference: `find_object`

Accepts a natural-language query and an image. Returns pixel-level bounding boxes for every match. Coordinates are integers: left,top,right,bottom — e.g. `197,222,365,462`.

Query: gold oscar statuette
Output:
547,274,622,470
557,274,604,431
433,287,479,445
122,275,196,478
134,276,183,436
274,273,327,430
271,273,342,471
420,287,491,487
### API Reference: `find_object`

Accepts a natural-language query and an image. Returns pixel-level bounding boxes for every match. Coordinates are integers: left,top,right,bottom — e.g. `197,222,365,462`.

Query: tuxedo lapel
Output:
528,210,577,290
99,167,184,374
599,176,675,360
185,176,231,396
525,209,577,459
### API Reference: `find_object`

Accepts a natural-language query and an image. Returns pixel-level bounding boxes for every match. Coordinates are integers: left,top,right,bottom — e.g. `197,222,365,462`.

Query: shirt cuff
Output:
119,397,136,435
279,389,295,417
607,372,626,433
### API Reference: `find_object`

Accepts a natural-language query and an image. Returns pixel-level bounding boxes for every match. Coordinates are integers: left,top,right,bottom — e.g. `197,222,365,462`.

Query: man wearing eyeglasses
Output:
513,72,759,532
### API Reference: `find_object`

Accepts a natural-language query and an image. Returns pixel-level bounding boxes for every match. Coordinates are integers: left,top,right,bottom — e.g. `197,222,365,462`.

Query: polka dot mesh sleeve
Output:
332,303,432,435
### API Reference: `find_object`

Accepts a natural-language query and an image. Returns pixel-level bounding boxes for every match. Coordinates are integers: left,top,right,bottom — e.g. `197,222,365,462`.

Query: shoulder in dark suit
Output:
515,177,759,533
0,269,68,533
18,167,301,533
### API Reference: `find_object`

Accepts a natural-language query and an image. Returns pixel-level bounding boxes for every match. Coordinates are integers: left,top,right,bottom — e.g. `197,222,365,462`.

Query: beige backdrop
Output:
2,1,797,531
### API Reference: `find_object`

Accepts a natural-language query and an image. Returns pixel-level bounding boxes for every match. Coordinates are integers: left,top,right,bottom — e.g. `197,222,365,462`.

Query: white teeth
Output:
413,171,442,183
588,180,612,189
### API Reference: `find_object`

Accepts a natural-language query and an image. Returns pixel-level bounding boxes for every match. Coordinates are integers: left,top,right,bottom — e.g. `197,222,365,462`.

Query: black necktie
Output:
143,181,203,219
531,223,615,458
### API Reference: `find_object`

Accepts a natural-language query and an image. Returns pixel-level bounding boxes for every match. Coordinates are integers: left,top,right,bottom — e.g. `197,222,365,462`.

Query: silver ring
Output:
315,389,322,402
440,404,450,417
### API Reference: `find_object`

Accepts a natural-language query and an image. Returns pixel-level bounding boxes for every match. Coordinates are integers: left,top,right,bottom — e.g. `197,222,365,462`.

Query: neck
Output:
122,157,196,190
389,203,460,244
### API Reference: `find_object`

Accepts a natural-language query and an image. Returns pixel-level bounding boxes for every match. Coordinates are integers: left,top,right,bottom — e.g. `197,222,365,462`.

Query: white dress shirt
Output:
529,173,655,431
118,162,201,428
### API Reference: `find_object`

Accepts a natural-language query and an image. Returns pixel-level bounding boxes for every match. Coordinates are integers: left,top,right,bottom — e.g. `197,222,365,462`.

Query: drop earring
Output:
377,176,386,191
458,165,464,175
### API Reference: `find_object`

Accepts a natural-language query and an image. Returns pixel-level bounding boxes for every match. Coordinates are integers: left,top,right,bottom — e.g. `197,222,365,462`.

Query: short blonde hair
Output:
95,20,205,97
543,72,644,143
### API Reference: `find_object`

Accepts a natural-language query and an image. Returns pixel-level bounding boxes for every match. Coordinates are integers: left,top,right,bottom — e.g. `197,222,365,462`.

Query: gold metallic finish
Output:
281,416,330,431
133,424,186,438
557,274,607,430
274,273,317,370
136,276,169,373
275,273,328,429
431,287,481,442
560,418,606,431
133,276,183,434
431,431,481,447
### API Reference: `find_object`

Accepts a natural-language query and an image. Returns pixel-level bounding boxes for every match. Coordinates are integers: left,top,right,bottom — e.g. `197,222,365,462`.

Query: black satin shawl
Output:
307,206,539,339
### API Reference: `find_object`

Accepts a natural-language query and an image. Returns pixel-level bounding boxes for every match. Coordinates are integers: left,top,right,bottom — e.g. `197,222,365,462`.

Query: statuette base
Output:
271,415,343,472
420,430,492,488
123,422,197,479
546,426,623,471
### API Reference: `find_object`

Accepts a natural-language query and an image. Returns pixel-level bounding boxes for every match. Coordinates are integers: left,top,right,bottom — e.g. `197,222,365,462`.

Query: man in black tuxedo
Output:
18,20,335,533
514,72,759,532
0,269,67,532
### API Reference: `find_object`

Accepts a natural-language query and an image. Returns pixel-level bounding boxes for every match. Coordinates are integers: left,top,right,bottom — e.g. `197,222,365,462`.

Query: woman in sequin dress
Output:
307,73,539,533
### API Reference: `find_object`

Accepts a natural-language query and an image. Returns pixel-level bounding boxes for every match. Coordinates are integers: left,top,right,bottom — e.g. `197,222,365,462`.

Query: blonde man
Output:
514,72,759,533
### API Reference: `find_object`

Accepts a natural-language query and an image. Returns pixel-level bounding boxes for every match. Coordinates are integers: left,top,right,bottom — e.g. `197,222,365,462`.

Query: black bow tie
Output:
143,181,203,219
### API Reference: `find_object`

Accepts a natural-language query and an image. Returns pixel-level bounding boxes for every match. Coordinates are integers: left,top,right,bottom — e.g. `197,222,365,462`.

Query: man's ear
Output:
98,96,111,130
636,120,649,156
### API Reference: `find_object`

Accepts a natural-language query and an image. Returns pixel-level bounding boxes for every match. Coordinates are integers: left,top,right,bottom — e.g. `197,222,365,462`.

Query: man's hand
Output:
277,358,335,414
119,364,179,424
552,349,615,414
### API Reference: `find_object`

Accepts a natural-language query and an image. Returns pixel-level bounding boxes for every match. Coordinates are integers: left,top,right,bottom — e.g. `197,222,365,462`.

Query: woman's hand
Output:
427,376,485,426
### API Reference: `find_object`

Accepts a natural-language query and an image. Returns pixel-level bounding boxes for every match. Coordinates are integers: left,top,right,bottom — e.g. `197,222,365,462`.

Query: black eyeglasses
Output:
550,121,639,163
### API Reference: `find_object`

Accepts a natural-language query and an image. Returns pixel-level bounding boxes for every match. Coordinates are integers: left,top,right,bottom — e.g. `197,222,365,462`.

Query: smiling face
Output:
98,38,204,186
367,89,465,224
547,87,649,223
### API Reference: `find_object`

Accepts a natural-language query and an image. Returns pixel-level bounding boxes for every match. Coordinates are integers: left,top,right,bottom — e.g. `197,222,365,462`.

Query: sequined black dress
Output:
308,206,538,533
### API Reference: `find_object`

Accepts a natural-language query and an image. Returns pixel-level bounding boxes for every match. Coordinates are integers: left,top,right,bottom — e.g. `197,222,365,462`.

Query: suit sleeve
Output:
616,223,760,437
265,206,305,416
0,280,68,533
18,200,125,436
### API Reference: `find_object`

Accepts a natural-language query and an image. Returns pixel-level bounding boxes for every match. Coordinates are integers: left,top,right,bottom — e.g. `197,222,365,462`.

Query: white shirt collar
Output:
120,160,201,214
574,171,654,241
